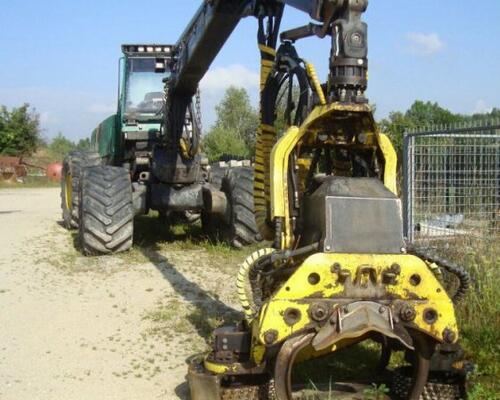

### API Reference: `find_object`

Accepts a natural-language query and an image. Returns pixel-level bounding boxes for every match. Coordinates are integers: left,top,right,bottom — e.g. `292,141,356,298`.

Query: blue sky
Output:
1,0,499,141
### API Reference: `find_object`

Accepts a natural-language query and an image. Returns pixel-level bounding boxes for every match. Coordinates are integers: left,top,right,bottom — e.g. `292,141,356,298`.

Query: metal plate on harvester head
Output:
302,177,405,254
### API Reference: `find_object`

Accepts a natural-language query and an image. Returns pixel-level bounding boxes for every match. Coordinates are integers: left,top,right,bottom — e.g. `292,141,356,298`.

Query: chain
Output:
195,88,202,133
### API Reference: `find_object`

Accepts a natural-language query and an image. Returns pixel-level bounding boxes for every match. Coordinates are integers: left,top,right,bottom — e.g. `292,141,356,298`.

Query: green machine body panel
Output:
90,114,121,164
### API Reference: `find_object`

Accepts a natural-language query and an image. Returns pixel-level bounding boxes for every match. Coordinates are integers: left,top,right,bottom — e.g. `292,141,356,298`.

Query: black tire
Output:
209,165,226,189
60,151,102,229
78,166,134,256
201,165,227,239
220,167,261,248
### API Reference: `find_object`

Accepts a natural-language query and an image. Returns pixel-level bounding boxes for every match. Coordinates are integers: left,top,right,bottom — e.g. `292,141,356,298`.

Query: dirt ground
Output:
0,187,242,400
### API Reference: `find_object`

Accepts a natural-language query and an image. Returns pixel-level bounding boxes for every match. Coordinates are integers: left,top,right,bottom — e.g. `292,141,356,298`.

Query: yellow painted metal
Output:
204,358,231,374
305,62,326,105
251,318,267,365
377,132,398,195
256,253,457,348
179,137,190,159
270,125,300,248
64,172,72,210
258,44,277,57
269,103,401,248
270,103,372,246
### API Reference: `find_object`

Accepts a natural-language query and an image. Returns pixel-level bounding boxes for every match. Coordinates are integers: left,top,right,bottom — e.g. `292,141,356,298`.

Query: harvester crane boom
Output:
168,0,327,97
165,0,365,147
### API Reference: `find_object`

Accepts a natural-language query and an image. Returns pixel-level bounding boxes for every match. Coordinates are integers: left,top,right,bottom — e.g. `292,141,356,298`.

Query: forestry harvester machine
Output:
173,0,471,399
61,40,261,254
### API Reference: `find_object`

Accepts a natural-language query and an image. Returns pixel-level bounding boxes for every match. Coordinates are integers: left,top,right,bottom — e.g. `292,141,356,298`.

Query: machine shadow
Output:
133,213,215,248
134,215,242,342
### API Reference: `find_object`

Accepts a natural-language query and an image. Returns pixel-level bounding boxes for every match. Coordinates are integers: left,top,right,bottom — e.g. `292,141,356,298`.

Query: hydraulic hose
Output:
237,248,275,322
305,62,326,105
409,246,471,304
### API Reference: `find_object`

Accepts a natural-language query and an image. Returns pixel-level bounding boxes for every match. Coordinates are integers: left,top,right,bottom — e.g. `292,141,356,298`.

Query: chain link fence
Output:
403,121,500,257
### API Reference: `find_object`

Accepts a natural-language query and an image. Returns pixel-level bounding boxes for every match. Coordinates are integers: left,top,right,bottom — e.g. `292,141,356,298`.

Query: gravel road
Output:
0,187,240,400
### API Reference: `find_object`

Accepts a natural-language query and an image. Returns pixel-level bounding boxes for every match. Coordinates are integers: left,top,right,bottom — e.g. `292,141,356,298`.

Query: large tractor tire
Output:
220,167,261,248
78,166,134,256
60,151,102,229
202,165,228,239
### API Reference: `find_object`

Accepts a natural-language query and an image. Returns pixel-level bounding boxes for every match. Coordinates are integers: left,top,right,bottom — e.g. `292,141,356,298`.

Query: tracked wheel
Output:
392,367,465,400
220,167,261,248
60,151,102,229
78,166,133,255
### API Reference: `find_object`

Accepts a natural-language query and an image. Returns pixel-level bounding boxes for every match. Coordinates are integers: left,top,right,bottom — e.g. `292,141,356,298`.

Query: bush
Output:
203,126,248,162
203,86,258,162
0,104,41,156
49,133,76,159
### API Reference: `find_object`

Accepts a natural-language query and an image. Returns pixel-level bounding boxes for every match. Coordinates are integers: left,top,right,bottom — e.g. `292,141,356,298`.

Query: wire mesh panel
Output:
403,122,500,256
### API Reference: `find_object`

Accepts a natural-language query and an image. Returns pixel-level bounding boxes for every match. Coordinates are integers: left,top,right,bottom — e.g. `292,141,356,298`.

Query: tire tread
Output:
78,166,133,255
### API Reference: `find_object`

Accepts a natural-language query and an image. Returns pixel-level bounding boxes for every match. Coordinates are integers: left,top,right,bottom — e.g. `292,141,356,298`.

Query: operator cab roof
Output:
122,44,176,58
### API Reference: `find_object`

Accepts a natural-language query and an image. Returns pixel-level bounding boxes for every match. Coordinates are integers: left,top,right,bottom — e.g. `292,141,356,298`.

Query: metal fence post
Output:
403,132,411,240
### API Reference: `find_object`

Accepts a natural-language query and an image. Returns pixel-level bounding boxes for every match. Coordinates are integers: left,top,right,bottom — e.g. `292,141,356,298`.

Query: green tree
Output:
76,138,91,150
203,86,259,161
405,100,462,127
380,101,463,153
0,104,40,156
471,107,500,121
379,111,412,153
203,126,248,163
49,133,76,159
213,86,259,154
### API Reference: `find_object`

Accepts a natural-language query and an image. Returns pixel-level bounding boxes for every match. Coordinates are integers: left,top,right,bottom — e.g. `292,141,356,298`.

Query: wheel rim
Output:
65,172,73,210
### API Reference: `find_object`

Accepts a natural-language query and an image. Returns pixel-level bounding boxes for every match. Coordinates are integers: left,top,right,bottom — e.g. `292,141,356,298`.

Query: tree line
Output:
0,104,90,160
1,93,498,162
204,89,500,160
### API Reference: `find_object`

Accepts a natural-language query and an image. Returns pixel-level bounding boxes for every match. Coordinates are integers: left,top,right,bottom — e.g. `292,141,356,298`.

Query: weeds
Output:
435,238,500,394
363,384,390,400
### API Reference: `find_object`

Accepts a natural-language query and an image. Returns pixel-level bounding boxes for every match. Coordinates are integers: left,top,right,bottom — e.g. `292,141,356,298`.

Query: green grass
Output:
421,238,499,397
451,241,500,398
293,341,385,386
120,212,261,273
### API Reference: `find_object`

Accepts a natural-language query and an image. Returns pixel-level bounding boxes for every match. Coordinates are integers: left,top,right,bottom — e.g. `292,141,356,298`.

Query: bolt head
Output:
331,263,341,273
390,263,401,274
310,303,329,322
400,305,416,322
443,328,456,344
264,330,278,345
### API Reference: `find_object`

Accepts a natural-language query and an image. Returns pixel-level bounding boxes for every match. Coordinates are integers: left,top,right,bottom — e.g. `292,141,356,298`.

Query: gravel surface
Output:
0,187,240,400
